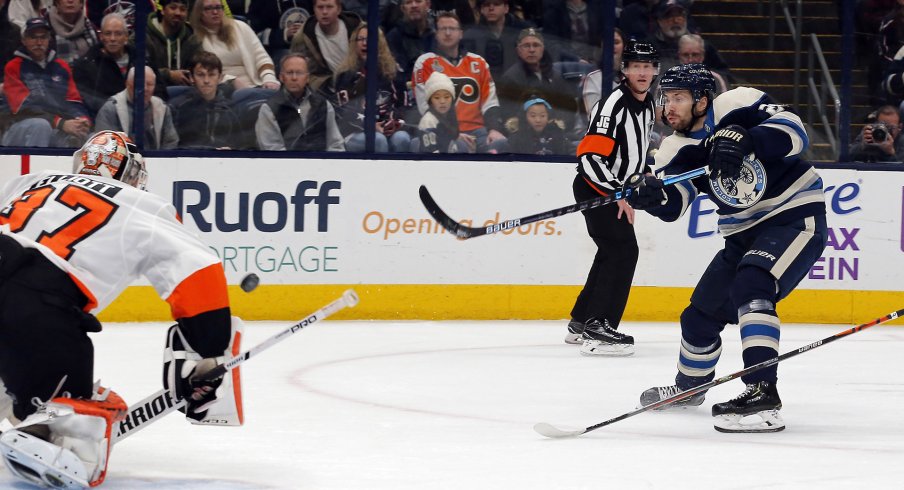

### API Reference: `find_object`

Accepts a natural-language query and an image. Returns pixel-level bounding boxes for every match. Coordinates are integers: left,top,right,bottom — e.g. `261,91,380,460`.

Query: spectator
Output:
0,0,23,93
146,0,201,93
462,0,532,81
289,0,362,92
45,0,98,63
582,27,625,115
412,12,507,152
432,0,477,27
85,0,153,30
850,105,904,162
677,34,728,94
191,0,281,90
508,97,568,154
878,2,904,104
413,71,472,152
542,0,603,64
334,24,410,152
619,0,657,41
248,0,312,61
255,53,344,150
497,27,578,133
2,18,91,147
72,12,133,116
386,0,434,80
647,0,728,74
169,51,243,149
7,0,51,31
94,66,179,149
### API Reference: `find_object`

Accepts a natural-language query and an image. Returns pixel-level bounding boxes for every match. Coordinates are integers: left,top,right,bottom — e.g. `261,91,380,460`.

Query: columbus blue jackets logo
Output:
708,154,766,208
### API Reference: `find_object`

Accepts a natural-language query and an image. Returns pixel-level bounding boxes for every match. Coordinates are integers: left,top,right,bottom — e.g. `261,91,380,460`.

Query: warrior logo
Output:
708,154,767,209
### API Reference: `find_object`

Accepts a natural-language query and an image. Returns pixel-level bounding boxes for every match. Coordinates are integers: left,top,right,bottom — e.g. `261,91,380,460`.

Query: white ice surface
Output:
3,320,902,489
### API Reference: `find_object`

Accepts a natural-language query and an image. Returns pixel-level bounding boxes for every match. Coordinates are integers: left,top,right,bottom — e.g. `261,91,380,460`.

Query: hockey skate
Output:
712,381,784,433
639,384,705,410
579,318,634,356
564,320,585,344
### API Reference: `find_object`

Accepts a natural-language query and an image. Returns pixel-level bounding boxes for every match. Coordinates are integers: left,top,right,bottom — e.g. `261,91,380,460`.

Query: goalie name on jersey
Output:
30,173,125,198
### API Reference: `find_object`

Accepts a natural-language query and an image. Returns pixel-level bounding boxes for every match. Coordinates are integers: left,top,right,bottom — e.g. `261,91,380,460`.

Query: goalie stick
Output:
419,166,708,239
535,308,904,438
111,289,360,444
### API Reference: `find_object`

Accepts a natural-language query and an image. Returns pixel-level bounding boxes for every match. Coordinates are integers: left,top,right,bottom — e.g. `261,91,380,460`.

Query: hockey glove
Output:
163,325,227,422
707,124,754,180
624,174,667,210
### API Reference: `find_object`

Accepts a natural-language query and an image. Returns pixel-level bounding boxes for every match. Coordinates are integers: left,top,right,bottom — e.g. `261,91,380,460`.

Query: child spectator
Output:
508,97,568,155
334,23,410,152
413,71,472,152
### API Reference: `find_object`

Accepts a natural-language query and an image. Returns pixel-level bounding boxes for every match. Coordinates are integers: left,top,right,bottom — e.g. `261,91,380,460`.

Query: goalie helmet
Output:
621,40,660,71
657,63,716,105
73,131,148,190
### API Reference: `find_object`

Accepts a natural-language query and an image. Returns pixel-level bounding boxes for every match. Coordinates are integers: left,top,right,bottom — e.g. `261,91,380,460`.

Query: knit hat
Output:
424,72,456,100
517,27,543,44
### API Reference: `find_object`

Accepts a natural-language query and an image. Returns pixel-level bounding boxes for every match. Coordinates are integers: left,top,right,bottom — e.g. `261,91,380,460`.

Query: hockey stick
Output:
419,166,708,239
111,289,360,444
535,308,904,438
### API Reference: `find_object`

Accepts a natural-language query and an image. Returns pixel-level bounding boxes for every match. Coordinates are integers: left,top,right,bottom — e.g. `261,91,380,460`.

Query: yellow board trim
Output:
97,285,904,326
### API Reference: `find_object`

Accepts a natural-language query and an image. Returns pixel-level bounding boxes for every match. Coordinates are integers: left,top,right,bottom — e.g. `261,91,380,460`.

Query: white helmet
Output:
73,131,148,190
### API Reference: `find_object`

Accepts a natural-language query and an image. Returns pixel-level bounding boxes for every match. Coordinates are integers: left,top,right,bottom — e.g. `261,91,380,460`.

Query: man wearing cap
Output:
647,0,729,75
2,17,92,147
146,0,201,91
497,27,578,136
461,0,531,80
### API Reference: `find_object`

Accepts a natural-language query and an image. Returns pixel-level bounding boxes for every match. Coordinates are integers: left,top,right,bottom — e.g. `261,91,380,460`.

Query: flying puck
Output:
240,273,260,292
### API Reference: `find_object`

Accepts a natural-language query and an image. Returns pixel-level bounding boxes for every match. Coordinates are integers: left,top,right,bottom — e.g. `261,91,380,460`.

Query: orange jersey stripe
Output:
582,176,611,197
577,134,616,159
166,263,229,319
231,329,244,424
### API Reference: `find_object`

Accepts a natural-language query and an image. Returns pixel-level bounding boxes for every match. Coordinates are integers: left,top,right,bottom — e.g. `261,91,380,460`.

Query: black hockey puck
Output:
240,273,260,293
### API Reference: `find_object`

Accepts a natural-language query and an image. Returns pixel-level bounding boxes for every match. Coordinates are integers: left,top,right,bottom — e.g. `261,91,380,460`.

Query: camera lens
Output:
873,125,888,142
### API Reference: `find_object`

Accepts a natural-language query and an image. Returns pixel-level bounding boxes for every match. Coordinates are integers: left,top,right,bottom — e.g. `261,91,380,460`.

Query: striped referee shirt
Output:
576,83,656,193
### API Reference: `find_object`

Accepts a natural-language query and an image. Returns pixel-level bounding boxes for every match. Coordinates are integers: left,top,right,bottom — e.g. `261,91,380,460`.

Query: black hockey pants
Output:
0,233,99,420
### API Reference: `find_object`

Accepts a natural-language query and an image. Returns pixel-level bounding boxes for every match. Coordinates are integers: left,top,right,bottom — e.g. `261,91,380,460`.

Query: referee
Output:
565,41,660,356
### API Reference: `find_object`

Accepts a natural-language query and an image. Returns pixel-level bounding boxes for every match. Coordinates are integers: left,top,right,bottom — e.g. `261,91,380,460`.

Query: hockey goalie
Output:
0,131,243,488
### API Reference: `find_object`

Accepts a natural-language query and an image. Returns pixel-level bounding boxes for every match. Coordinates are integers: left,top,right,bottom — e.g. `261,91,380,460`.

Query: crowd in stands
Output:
0,0,740,156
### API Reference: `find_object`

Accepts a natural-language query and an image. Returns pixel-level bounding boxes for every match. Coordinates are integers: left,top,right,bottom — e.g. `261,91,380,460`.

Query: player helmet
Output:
73,131,148,190
621,40,660,71
657,62,716,105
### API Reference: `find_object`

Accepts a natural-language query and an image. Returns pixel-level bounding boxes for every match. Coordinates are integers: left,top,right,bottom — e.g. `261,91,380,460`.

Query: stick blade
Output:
418,185,482,239
533,422,586,439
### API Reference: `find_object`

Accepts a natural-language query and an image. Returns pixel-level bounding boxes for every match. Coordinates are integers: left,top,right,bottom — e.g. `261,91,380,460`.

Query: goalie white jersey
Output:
0,170,225,318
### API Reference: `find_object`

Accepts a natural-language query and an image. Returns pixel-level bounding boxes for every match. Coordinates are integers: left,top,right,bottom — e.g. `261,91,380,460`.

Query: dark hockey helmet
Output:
621,40,660,70
657,63,716,105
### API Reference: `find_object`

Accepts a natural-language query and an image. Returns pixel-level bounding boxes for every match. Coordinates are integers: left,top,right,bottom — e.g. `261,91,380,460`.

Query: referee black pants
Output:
570,175,639,328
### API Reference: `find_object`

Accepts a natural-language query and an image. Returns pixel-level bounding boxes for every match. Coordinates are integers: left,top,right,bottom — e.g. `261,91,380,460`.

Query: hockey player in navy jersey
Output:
626,64,827,433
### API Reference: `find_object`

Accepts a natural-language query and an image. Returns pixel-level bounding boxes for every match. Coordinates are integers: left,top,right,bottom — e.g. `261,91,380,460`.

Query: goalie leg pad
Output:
163,316,244,426
1,386,127,488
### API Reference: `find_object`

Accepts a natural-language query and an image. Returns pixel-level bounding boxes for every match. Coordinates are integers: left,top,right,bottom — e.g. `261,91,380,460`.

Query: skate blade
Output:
580,340,634,357
564,333,583,345
713,410,785,433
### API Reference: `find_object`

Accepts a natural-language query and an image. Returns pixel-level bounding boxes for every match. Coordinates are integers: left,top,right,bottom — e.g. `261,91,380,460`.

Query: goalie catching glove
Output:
163,316,245,425
624,174,667,210
707,124,754,180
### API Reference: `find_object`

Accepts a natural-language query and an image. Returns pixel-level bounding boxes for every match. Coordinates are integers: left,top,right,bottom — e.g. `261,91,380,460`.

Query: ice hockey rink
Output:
3,319,901,489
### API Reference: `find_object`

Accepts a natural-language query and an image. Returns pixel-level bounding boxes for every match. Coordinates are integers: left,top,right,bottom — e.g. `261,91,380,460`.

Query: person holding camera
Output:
850,105,904,163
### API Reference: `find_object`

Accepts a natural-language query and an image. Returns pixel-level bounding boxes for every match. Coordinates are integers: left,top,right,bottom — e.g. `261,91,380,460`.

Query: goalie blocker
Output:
0,318,244,488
